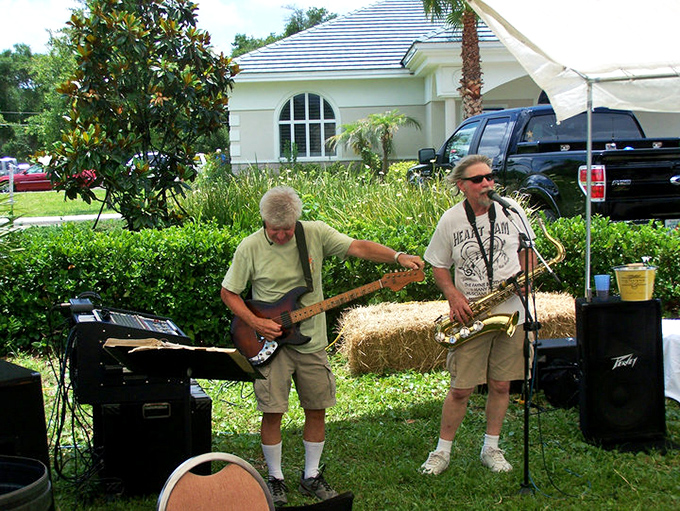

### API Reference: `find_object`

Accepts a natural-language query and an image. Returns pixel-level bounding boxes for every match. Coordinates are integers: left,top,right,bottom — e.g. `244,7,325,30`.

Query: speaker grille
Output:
576,298,666,446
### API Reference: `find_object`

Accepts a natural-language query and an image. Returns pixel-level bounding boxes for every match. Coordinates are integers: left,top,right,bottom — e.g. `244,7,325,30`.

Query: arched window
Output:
279,93,336,159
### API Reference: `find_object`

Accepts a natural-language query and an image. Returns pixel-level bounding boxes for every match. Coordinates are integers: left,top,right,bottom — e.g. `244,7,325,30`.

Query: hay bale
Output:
337,292,577,375
337,301,449,375
533,291,576,339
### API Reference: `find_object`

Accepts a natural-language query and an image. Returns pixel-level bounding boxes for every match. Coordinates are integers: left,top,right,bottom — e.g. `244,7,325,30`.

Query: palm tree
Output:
422,0,483,119
330,110,421,175
327,119,380,172
367,110,421,175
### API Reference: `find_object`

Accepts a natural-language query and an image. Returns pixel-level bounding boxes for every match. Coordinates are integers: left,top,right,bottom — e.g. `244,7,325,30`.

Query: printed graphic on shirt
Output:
456,221,513,297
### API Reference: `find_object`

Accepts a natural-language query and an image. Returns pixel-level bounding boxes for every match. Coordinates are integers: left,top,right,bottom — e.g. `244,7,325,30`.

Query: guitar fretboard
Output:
288,280,383,324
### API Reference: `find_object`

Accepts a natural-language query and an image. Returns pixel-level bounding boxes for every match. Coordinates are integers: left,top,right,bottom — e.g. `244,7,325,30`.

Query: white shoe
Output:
480,446,513,472
420,450,450,475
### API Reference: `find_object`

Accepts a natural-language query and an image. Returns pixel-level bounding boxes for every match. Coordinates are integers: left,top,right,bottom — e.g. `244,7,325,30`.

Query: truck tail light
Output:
578,164,606,201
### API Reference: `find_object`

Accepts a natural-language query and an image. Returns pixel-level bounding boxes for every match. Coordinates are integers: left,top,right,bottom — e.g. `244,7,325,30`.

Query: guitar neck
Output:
288,279,384,324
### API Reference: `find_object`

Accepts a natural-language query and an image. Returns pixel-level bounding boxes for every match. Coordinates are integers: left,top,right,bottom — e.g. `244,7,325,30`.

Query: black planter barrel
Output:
0,456,53,511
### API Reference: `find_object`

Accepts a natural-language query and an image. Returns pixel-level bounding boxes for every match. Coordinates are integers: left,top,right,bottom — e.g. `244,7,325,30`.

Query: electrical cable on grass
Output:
45,303,101,492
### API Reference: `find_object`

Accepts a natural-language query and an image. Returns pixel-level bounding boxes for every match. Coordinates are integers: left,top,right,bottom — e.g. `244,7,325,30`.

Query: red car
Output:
0,165,52,191
0,165,97,192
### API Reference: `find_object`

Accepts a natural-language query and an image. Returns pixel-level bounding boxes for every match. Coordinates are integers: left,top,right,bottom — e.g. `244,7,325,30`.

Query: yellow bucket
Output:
613,264,656,301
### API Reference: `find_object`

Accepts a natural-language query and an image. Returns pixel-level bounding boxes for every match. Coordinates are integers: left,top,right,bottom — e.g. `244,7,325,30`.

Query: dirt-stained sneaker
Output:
267,477,288,506
480,446,513,472
298,465,338,501
420,450,450,475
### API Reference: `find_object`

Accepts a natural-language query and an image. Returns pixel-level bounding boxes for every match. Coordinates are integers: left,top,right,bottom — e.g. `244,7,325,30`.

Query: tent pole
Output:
585,81,593,300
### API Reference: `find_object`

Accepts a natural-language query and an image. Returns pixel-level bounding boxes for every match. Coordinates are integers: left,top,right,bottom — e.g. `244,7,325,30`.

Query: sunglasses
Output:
461,173,495,184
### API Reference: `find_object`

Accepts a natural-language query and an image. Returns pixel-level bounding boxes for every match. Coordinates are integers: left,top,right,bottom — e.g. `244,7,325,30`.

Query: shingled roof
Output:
235,0,465,76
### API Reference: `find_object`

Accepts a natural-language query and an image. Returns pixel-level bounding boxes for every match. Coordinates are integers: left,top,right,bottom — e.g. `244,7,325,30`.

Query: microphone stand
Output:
518,230,537,496
500,207,540,496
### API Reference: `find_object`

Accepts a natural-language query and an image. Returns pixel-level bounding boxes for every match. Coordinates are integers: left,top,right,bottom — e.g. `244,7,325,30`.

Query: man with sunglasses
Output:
420,154,536,476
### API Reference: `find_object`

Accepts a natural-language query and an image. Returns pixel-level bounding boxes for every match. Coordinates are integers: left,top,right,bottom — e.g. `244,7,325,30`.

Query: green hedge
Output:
0,220,438,354
2,212,678,355
533,216,680,314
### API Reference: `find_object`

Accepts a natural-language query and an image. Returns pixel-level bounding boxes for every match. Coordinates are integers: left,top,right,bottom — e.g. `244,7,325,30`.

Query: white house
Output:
229,0,680,169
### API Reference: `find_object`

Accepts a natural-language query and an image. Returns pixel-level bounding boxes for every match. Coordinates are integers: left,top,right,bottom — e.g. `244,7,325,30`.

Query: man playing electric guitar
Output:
221,186,423,506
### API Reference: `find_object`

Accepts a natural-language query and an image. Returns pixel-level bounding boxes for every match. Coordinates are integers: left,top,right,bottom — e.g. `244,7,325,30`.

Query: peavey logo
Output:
612,353,638,369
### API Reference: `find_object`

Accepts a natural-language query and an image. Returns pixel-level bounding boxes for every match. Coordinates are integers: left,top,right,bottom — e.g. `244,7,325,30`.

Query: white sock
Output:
262,442,284,480
303,440,325,479
435,438,453,455
483,434,500,451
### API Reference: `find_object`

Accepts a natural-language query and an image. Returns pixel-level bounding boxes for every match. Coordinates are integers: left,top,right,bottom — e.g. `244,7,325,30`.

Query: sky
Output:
0,0,379,56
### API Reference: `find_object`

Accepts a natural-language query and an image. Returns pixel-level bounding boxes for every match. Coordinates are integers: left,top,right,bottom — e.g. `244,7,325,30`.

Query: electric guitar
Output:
230,269,425,366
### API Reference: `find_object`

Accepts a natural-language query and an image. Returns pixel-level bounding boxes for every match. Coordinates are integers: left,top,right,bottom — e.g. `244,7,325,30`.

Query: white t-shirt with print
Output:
425,198,536,323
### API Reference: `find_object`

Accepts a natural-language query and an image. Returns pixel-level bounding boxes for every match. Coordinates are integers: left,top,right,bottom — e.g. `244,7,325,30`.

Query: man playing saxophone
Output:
420,154,537,476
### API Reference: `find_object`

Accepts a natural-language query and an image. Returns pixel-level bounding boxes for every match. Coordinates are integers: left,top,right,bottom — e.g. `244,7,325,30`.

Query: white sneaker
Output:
480,446,513,472
420,450,450,475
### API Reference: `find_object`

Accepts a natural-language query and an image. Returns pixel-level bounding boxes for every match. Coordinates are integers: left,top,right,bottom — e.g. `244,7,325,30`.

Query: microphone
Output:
487,190,518,213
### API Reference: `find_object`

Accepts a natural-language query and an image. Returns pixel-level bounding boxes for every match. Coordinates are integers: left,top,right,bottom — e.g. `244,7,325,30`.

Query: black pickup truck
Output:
408,105,680,225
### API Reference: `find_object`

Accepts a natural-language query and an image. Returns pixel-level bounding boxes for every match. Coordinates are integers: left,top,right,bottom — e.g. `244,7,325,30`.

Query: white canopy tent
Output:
468,0,680,297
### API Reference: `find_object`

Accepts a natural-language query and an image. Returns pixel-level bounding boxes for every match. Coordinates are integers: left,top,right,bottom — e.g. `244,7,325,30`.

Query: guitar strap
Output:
295,221,313,292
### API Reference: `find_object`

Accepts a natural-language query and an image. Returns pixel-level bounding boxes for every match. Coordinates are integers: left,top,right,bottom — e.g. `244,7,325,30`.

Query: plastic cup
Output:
594,274,610,299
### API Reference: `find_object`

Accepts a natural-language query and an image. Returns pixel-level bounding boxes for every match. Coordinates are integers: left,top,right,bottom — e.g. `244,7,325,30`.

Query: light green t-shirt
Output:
222,220,354,352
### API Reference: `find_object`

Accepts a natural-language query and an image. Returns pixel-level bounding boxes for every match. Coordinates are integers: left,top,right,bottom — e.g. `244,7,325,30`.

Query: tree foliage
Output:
282,6,337,38
0,44,44,159
230,6,337,57
42,0,238,230
230,33,280,58
25,33,77,154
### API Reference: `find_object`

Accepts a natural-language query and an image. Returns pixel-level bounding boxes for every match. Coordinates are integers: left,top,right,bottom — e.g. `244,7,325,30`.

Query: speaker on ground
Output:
92,381,212,496
576,298,666,448
0,360,51,471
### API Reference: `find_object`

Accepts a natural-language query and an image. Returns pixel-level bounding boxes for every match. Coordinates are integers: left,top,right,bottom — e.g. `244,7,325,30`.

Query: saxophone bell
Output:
434,312,519,349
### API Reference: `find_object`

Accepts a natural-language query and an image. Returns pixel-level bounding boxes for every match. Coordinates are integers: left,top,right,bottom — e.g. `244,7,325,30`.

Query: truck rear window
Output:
522,112,643,142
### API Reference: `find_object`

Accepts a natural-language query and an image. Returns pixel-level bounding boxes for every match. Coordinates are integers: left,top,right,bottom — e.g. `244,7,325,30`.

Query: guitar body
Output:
230,286,312,365
229,269,425,366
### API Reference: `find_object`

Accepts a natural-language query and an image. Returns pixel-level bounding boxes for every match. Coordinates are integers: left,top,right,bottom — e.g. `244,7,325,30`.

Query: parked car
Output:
0,164,98,192
0,164,52,191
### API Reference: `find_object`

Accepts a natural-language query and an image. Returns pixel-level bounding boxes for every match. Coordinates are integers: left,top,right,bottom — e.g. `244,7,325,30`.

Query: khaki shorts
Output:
254,346,336,413
446,327,534,389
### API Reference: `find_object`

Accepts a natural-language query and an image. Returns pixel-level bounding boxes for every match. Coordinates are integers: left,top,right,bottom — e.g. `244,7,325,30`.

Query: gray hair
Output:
259,186,303,227
446,154,493,185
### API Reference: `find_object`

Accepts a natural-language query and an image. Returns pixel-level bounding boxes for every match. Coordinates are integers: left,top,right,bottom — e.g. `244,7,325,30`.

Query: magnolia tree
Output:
43,0,238,229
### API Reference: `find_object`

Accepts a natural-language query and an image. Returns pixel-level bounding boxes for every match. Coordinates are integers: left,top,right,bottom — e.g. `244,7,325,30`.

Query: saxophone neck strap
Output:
464,200,496,291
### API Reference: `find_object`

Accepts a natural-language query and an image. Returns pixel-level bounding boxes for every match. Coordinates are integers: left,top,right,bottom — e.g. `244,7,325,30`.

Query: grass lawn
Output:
5,189,112,217
6,352,680,511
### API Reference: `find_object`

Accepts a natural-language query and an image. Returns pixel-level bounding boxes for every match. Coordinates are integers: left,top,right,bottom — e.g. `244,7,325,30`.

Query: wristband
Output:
394,251,404,263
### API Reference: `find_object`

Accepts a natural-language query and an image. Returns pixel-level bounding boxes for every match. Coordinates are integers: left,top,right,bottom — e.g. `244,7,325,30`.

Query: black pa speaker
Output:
576,298,666,448
0,360,51,471
92,382,212,496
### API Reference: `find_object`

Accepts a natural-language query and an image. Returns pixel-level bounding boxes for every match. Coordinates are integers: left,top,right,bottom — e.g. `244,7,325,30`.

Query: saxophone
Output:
434,218,565,350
